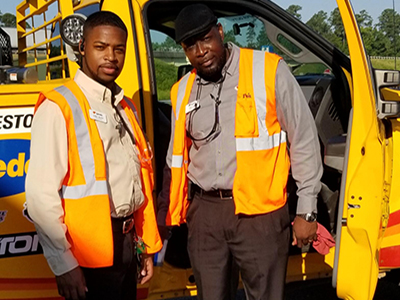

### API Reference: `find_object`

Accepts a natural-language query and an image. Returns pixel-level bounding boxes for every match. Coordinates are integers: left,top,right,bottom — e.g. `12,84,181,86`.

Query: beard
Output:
197,45,227,82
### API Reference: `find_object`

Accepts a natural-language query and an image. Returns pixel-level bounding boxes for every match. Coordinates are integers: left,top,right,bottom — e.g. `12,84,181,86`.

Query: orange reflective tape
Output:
384,223,400,237
387,209,400,228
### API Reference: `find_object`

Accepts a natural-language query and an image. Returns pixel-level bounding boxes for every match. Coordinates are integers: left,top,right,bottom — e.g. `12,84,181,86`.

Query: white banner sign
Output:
0,107,35,134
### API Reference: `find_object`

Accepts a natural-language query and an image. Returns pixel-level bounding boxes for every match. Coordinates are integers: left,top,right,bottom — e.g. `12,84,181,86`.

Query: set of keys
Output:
134,234,148,279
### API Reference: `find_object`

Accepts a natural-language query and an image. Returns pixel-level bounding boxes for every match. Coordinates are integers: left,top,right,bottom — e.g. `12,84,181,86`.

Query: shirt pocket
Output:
234,95,259,138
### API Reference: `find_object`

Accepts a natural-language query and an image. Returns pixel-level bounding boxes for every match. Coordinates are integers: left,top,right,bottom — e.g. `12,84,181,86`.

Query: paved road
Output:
284,274,400,300
169,271,400,300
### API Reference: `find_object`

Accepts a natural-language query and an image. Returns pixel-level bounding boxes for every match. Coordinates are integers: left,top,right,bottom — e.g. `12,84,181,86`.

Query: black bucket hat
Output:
174,4,218,43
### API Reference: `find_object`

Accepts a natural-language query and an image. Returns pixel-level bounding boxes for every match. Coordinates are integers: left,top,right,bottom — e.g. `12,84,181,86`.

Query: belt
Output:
111,214,134,234
192,183,233,199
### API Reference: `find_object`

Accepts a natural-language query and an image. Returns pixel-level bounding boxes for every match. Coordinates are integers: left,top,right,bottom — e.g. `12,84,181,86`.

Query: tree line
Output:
152,22,288,54
0,11,17,27
2,5,399,57
287,5,399,57
153,6,400,58
0,11,31,28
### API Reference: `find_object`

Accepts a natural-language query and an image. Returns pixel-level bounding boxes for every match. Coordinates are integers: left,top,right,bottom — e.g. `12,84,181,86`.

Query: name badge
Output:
89,109,107,123
185,101,200,114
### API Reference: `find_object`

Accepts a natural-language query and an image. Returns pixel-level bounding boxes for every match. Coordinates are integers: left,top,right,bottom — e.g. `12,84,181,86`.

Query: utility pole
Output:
394,0,397,69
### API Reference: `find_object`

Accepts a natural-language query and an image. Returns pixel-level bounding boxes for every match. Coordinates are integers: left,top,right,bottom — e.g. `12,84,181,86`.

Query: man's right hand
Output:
55,266,87,300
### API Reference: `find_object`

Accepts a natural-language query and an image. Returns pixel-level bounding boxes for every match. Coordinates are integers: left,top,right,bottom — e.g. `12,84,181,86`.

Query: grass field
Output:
371,59,400,71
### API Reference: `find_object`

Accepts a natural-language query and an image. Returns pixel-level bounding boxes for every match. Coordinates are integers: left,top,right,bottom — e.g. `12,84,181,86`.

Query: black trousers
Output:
186,193,290,300
81,219,137,300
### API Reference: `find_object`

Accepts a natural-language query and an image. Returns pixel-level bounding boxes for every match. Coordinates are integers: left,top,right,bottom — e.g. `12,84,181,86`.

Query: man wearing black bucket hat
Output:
159,3,323,300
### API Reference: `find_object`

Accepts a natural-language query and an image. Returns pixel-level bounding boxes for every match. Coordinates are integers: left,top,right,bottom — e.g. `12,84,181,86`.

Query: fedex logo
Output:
0,232,43,259
0,140,30,197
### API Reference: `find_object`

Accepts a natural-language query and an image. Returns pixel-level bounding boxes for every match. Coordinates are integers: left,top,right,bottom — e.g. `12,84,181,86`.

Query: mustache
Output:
199,57,213,65
100,63,118,70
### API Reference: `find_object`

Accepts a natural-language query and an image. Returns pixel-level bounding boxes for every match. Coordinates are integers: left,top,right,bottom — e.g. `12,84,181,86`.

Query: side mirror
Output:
232,23,255,36
233,23,240,35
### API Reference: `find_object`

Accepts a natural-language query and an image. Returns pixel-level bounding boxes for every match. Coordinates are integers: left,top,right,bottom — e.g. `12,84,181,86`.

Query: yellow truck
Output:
0,0,399,299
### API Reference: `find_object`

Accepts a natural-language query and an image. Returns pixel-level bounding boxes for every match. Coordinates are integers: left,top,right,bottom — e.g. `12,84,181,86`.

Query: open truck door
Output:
333,0,400,299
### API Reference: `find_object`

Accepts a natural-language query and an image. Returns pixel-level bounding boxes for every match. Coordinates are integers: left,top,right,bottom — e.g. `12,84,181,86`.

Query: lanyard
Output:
187,75,224,145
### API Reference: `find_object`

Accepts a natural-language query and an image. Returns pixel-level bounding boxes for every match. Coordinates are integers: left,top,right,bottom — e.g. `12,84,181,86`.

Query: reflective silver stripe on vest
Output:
62,180,108,199
175,74,191,120
236,51,286,152
171,155,183,168
236,131,287,151
55,85,108,199
253,51,268,130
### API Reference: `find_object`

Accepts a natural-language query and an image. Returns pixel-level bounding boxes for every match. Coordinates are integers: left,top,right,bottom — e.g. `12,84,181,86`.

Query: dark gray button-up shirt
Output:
163,42,322,216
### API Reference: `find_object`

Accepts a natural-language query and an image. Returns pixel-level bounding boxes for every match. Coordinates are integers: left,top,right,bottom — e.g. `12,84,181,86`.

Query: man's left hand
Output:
138,254,154,284
292,216,317,248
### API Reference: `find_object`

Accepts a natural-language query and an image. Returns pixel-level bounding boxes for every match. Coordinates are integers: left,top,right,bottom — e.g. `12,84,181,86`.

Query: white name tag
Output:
185,101,200,114
89,109,107,123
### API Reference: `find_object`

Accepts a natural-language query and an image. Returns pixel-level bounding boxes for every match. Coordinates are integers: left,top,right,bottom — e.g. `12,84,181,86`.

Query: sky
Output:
0,0,398,25
272,0,394,24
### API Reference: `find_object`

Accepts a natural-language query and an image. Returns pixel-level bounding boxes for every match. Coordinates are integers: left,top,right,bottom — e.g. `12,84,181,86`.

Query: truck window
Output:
150,30,179,103
150,13,333,101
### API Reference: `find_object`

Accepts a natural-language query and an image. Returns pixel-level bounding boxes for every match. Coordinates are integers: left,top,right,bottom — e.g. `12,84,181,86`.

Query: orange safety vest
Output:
166,49,290,226
35,80,162,268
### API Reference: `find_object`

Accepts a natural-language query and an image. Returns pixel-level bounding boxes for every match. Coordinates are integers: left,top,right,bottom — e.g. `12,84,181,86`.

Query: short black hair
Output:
83,11,128,39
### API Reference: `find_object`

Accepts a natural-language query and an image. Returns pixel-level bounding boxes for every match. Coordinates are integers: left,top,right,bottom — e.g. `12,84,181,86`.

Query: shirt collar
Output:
74,69,125,105
225,42,239,77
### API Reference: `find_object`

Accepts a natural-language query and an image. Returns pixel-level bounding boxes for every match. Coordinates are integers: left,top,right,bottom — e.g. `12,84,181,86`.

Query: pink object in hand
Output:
313,223,335,255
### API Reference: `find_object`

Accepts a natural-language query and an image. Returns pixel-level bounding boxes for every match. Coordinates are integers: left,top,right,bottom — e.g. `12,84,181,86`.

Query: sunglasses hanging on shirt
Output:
112,99,153,163
186,76,224,148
